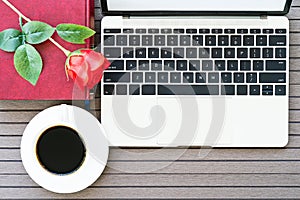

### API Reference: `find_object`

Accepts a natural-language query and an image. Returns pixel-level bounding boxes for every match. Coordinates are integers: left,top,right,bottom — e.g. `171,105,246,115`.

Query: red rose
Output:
66,49,110,90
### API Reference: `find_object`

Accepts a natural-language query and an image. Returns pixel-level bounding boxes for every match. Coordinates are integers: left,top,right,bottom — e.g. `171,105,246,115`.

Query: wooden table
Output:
1,0,300,199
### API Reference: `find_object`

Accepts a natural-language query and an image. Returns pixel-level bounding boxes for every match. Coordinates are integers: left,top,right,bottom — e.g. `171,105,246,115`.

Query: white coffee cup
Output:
21,104,109,194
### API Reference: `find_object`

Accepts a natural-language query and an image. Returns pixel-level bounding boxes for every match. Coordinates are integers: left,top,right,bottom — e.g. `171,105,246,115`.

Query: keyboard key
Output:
237,48,248,58
161,29,172,34
139,60,150,71
158,85,219,95
221,73,232,83
167,35,178,46
275,29,287,34
205,35,216,46
186,48,198,58
183,73,194,83
129,35,140,46
108,60,124,70
192,35,203,46
240,61,251,71
123,48,134,58
266,60,286,71
237,29,248,34
199,29,210,34
250,29,261,34
164,60,175,71
186,29,197,34
253,60,264,71
174,29,184,34
196,73,206,83
250,85,260,95
148,29,159,34
142,85,156,95
199,48,210,58
262,85,273,95
250,48,261,58
224,48,235,58
142,35,153,46
174,48,184,58
104,29,121,33
126,60,137,70
189,60,201,71
180,35,191,46
104,72,130,83
218,35,229,46
208,73,219,83
243,35,254,46
158,72,169,83
263,29,274,34
145,72,156,83
225,29,235,34
256,35,267,46
104,85,115,95
263,48,273,58
104,47,121,58
151,60,162,70
104,35,115,46
177,60,188,71
269,36,286,46
275,85,286,96
132,72,143,83
259,73,286,83
123,29,134,33
136,48,146,58
215,60,226,71
246,73,257,83
155,35,166,46
275,48,286,58
129,85,140,95
116,85,127,95
149,48,159,58
170,72,181,83
136,29,146,34
227,60,238,71
161,48,172,58
237,85,247,95
202,60,213,71
116,35,127,46
234,73,245,83
212,29,223,34
221,85,235,95
231,35,241,46
212,48,223,58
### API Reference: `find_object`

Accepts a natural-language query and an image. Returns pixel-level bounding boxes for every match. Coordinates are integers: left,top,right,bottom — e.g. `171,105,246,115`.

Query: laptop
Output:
100,0,292,147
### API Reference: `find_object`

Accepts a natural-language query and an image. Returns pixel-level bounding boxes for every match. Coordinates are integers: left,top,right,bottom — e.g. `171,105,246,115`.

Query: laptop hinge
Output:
124,15,263,20
260,15,268,20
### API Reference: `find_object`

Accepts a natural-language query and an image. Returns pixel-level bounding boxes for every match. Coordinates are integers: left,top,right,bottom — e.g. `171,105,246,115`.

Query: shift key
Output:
259,73,286,83
104,48,121,58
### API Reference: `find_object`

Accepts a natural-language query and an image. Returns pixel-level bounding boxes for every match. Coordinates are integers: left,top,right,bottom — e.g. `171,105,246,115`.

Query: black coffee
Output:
36,126,86,174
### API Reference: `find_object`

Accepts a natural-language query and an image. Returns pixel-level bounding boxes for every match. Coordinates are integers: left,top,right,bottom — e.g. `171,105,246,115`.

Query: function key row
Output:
104,28,287,34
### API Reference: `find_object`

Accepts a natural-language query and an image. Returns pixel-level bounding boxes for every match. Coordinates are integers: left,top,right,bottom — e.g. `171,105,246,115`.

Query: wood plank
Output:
1,187,300,199
3,148,300,162
287,7,300,19
2,160,300,175
290,58,300,70
290,21,300,32
2,174,300,187
292,0,300,6
290,33,300,45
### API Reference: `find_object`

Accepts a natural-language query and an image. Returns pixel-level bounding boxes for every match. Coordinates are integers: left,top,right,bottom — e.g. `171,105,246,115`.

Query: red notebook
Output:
0,0,94,100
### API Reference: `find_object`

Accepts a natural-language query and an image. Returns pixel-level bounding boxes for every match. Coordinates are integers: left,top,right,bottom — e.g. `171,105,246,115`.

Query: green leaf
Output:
56,23,95,44
0,29,23,52
23,21,55,44
14,44,43,85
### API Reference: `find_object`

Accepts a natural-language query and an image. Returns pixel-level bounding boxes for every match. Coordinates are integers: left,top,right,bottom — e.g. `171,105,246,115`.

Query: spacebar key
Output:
158,85,219,95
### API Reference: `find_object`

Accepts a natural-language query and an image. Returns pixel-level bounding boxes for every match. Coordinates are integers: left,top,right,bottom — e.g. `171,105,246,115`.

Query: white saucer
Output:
21,104,109,194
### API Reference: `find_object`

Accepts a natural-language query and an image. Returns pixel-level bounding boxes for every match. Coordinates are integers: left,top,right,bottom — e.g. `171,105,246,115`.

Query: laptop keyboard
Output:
102,28,287,96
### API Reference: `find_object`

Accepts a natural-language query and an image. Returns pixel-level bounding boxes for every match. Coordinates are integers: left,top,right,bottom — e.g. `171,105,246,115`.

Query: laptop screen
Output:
102,0,291,14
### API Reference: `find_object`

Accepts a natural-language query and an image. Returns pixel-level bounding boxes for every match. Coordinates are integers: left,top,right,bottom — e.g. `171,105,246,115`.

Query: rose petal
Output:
69,55,85,66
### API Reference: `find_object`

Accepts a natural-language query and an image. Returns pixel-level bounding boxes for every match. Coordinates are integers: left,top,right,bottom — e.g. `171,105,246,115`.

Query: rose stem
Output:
2,0,71,56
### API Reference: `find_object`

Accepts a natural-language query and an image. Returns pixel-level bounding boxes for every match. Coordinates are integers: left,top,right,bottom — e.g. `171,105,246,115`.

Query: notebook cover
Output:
0,0,94,100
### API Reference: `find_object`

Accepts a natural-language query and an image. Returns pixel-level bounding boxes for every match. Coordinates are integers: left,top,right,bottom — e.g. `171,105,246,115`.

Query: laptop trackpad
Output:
156,97,233,147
